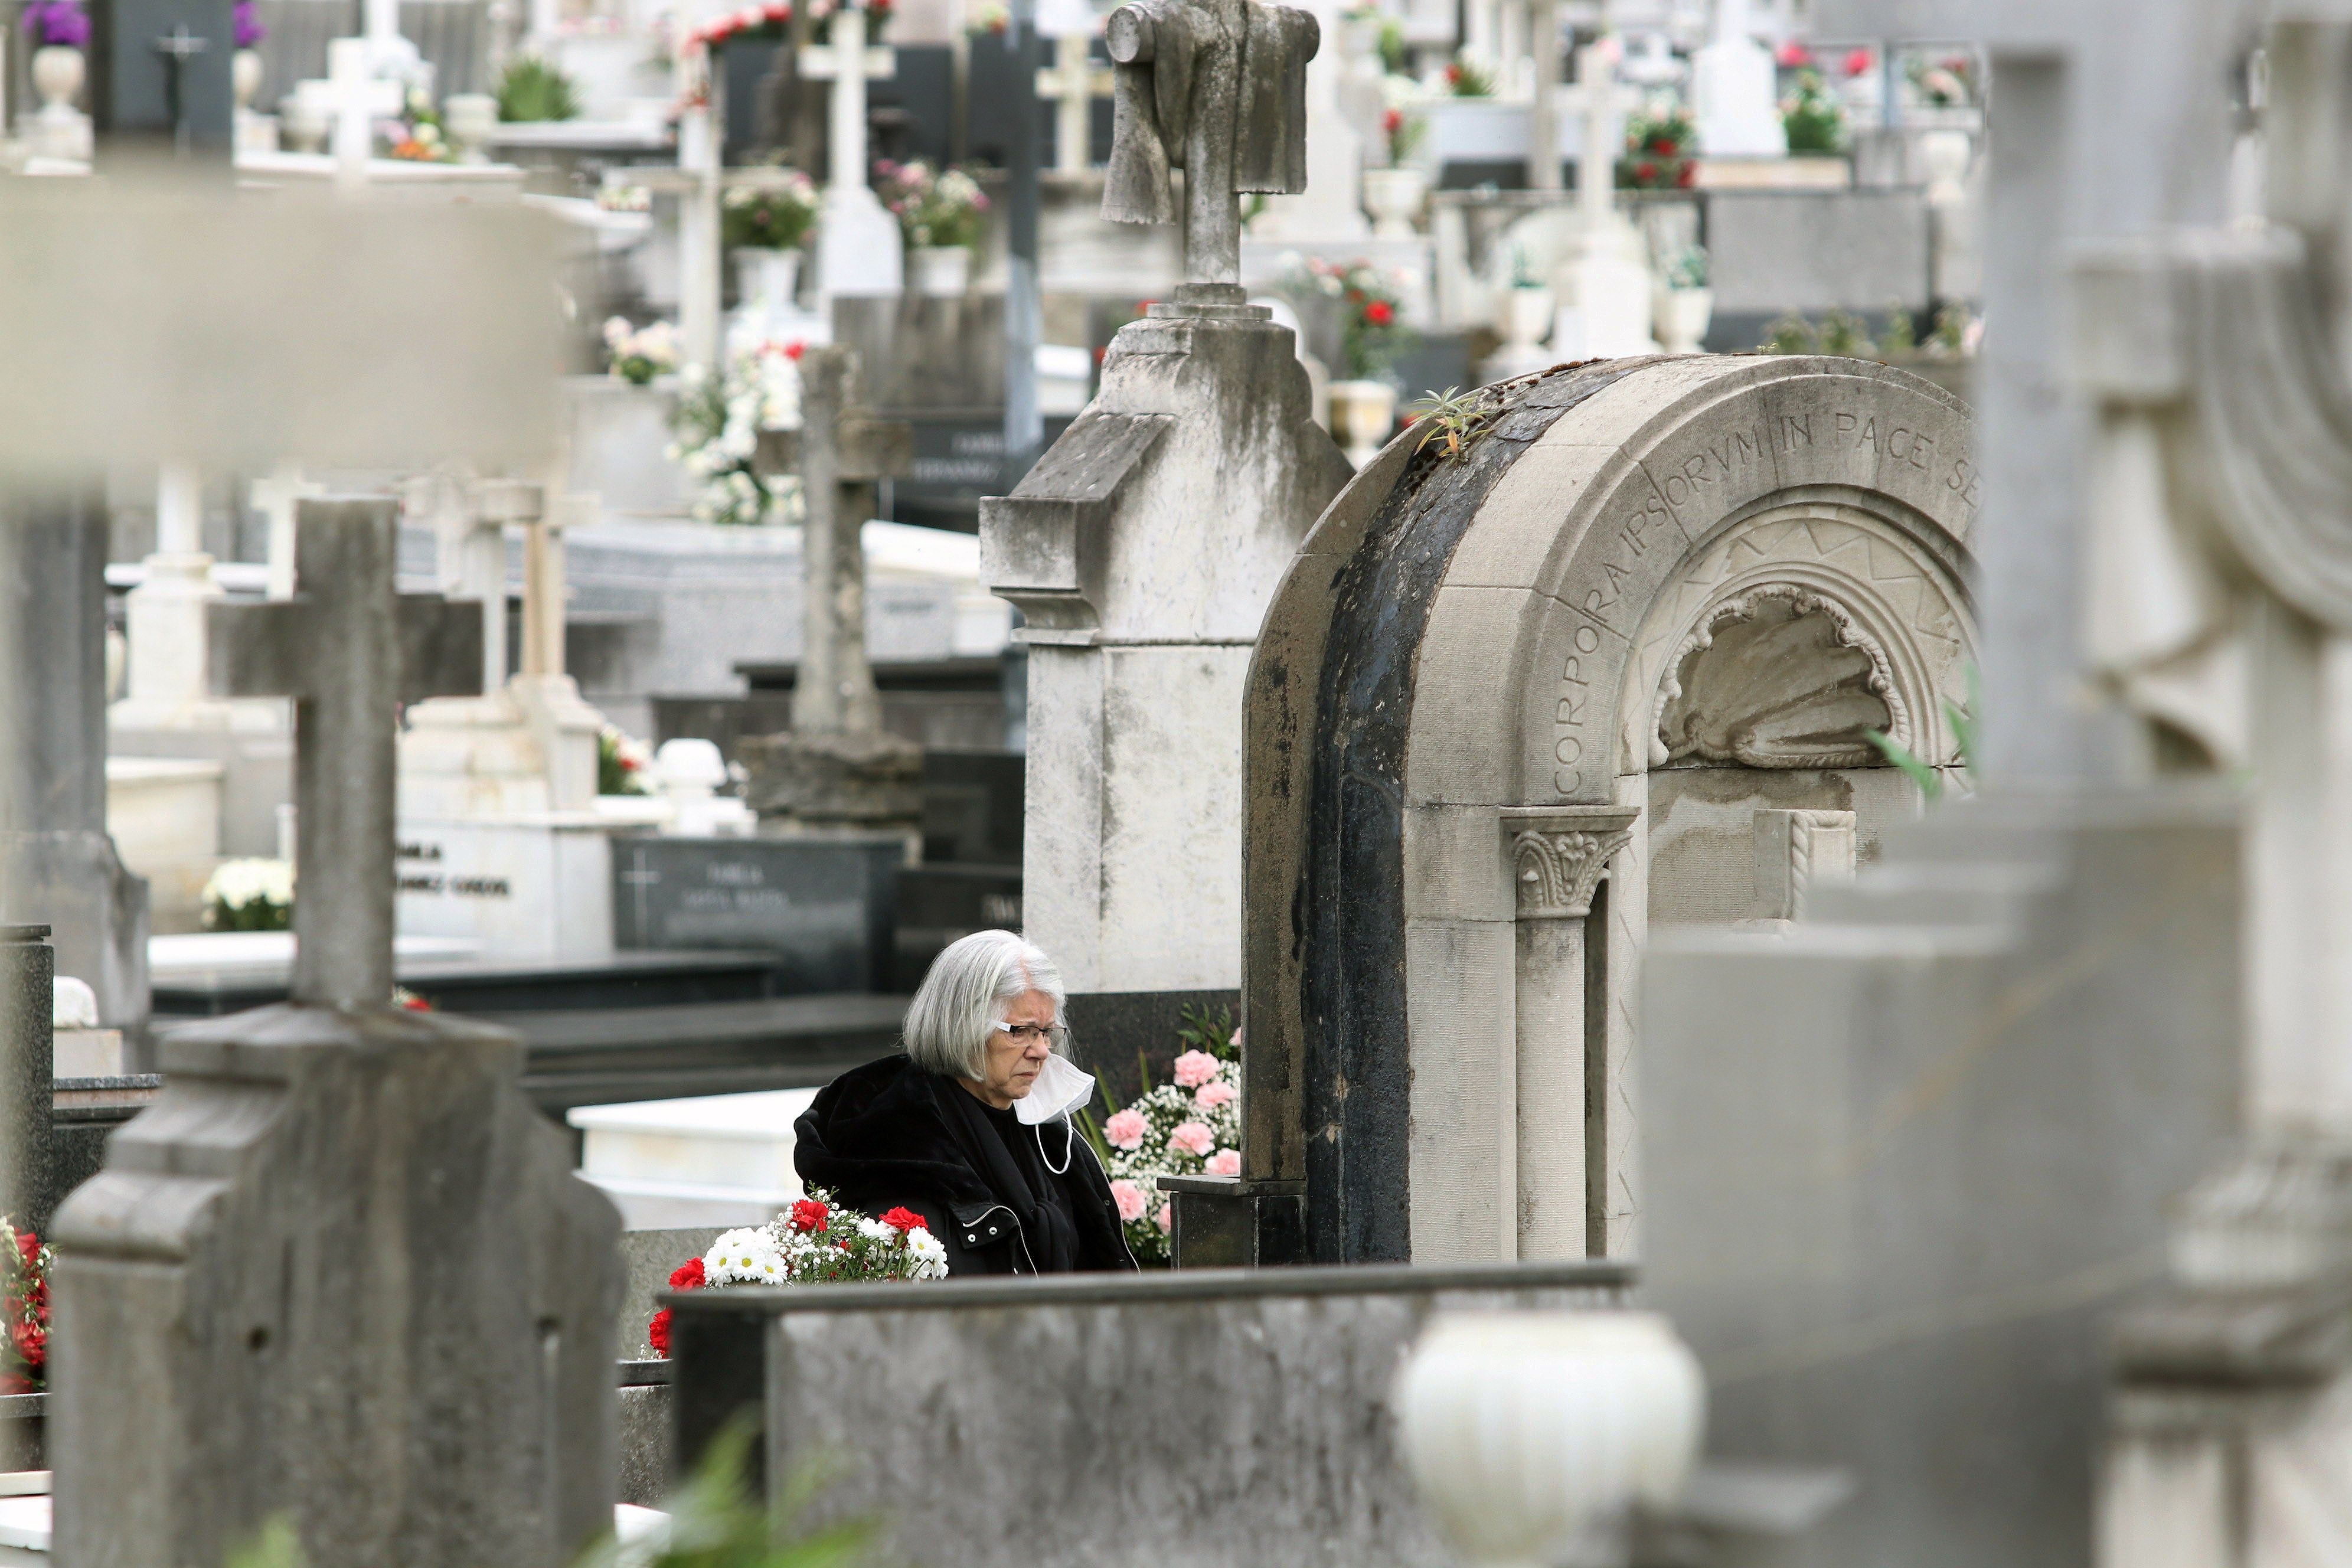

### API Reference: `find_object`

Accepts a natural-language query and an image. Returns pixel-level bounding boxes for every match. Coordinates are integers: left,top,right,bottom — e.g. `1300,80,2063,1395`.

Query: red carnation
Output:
668,1257,706,1291
648,1308,672,1358
1381,107,1402,134
789,1198,831,1233
1364,299,1395,326
878,1206,927,1233
1675,162,1696,190
13,1233,34,1268
1843,47,1873,77
1635,161,1658,183
1775,41,1811,67
1648,134,1675,155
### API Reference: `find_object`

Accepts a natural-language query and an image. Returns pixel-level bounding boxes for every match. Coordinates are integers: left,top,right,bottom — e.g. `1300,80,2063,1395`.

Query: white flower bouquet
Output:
201,858,293,933
663,341,806,525
1083,1010,1243,1265
647,1190,948,1356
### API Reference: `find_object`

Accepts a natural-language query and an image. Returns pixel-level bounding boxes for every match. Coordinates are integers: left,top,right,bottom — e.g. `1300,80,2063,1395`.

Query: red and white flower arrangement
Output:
1083,1018,1242,1266
646,1191,946,1357
0,1219,51,1394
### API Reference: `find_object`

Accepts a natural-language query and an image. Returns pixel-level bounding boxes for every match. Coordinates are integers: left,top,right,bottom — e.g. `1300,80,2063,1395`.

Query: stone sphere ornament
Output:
1391,1311,1705,1566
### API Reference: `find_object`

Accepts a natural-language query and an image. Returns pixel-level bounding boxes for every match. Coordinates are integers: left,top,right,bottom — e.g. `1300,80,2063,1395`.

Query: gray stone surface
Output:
1641,791,2242,1568
51,1005,625,1568
617,1384,671,1507
0,928,54,1233
620,1226,725,1347
667,1260,1631,1568
1705,190,1933,316
0,502,151,1040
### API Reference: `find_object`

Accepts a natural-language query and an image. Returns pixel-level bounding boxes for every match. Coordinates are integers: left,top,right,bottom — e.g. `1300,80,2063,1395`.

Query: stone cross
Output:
622,151,834,370
756,347,910,736
744,347,922,836
1035,31,1112,174
1100,0,1318,286
321,36,401,191
151,23,210,156
206,498,483,1007
810,1,906,305
1523,0,1559,192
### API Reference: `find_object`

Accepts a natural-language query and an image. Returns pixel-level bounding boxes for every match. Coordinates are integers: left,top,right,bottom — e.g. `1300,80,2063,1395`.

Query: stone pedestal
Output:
740,729,924,839
982,284,1348,1003
51,1003,624,1568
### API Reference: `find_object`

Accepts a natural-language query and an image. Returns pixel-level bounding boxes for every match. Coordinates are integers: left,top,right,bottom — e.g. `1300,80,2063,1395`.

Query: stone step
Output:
1805,859,2064,929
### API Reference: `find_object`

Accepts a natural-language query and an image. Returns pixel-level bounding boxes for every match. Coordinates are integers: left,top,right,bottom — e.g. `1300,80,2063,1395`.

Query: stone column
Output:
123,461,220,717
1503,806,1636,1262
1525,0,1558,191
0,497,151,1043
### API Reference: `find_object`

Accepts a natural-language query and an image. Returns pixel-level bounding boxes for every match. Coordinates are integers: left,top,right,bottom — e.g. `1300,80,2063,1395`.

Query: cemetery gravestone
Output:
983,0,1348,1060
51,502,624,1568
611,834,899,990
1229,355,1978,1266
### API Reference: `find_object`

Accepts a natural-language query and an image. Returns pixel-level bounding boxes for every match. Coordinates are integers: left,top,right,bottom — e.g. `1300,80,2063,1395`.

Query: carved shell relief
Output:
1652,584,1905,769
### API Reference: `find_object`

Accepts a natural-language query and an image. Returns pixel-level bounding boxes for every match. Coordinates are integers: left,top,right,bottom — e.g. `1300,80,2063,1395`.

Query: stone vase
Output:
734,246,802,318
1392,1312,1704,1567
32,44,83,114
231,47,262,112
1361,166,1429,239
443,92,499,162
909,244,971,297
1327,378,1399,468
1653,286,1714,355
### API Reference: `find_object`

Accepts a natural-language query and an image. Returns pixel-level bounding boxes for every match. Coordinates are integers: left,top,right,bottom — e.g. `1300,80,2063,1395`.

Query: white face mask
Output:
1016,1052,1097,1125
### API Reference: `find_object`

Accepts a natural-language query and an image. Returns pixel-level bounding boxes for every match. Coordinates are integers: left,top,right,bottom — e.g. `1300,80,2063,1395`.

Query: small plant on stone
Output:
1932,302,1978,357
721,169,821,250
1759,312,1817,354
1817,309,1874,357
1617,104,1697,190
876,159,990,251
202,858,294,933
1779,68,1845,154
604,316,681,386
1381,105,1427,166
599,724,654,796
1865,669,1977,803
1879,304,1916,355
1404,384,1497,460
1443,54,1494,97
496,55,582,122
1660,244,1709,292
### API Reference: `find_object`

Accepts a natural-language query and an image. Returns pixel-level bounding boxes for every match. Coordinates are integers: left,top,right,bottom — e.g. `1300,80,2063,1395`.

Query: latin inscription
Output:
1551,623,1603,795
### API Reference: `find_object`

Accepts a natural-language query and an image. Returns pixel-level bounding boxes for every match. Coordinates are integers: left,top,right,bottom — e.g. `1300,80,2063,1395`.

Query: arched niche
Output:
1237,356,1978,1266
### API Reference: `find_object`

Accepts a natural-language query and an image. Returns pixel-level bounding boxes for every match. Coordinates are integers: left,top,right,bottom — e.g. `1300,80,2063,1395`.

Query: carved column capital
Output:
1501,805,1642,920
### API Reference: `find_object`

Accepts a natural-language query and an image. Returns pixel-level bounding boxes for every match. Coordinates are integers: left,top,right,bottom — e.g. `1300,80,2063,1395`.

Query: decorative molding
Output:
1502,805,1642,919
1752,808,1858,920
1652,583,1908,769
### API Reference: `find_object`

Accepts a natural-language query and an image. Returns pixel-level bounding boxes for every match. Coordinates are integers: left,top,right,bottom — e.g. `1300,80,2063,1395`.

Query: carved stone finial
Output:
1502,805,1642,919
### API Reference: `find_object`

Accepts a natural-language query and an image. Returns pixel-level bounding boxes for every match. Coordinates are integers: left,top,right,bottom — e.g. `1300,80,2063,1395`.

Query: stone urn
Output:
32,44,83,115
734,246,803,318
1327,378,1399,468
1652,286,1714,355
1393,1312,1704,1566
231,47,263,113
1362,166,1429,239
1479,283,1556,381
908,244,971,297
280,92,329,153
443,93,499,162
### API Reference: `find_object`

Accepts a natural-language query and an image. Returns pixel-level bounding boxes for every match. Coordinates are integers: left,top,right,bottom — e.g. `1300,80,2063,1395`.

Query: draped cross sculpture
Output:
1100,0,1318,286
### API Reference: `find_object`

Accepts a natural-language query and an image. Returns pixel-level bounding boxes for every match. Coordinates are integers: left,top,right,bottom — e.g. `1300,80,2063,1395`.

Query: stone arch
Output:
1236,355,1978,1267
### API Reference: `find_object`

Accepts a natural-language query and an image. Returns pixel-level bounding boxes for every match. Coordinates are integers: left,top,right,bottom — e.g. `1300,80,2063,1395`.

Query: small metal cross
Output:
151,25,210,158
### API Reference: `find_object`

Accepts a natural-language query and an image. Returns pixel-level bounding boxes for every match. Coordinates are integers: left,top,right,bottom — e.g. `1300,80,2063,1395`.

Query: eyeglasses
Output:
991,1021,1068,1050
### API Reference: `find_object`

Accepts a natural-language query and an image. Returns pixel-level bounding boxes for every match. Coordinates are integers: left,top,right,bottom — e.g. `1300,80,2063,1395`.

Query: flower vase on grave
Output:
28,44,91,160
1361,166,1428,239
1479,282,1554,381
1652,286,1713,355
233,48,262,110
444,93,498,161
908,245,971,297
735,246,803,316
1327,380,1398,468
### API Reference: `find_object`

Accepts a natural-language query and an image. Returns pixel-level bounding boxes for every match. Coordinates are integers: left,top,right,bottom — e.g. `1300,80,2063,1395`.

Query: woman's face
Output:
969,987,1058,1108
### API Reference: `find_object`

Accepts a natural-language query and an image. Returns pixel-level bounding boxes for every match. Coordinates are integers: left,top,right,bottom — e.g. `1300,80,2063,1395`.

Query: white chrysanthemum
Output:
906,1229,947,1267
704,1228,785,1285
857,1217,894,1242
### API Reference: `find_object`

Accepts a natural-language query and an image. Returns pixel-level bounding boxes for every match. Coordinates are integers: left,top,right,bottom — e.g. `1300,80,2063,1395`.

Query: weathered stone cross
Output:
206,497,482,1007
1100,0,1319,286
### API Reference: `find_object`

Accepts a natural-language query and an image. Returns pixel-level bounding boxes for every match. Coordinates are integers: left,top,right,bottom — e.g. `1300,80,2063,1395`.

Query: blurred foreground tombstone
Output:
1639,1,2352,1565
11,175,622,1568
50,506,624,1567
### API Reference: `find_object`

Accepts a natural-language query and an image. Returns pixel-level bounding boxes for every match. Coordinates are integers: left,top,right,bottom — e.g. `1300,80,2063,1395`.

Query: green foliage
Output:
722,173,821,251
1443,55,1493,96
1406,384,1498,460
1817,309,1873,357
1759,312,1817,354
1659,244,1709,291
1177,1001,1236,1061
1376,15,1406,74
1616,106,1697,191
1880,304,1916,355
498,55,582,122
223,1518,305,1568
1932,302,1974,354
1779,68,1844,154
1864,669,1978,804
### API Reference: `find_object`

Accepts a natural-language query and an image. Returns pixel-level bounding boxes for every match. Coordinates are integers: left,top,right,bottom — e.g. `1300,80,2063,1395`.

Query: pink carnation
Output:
1207,1148,1242,1177
1154,1202,1174,1234
1108,1178,1147,1221
1168,1121,1215,1157
1104,1108,1147,1151
1172,1050,1220,1088
1194,1080,1237,1110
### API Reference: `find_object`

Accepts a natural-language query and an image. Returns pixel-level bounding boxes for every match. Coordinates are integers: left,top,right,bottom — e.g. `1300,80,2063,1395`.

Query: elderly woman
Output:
794,929,1137,1275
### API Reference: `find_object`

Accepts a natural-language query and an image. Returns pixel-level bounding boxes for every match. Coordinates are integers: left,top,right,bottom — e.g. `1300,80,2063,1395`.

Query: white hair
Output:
903,929,1066,1079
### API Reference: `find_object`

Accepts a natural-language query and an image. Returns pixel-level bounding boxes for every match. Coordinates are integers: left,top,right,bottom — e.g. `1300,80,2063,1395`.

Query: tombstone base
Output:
740,729,924,839
1161,1174,1306,1267
0,829,149,1048
50,1001,623,1568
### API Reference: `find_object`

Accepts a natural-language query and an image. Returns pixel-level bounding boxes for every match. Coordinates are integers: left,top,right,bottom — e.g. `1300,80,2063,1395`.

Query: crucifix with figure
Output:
1099,0,1318,288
